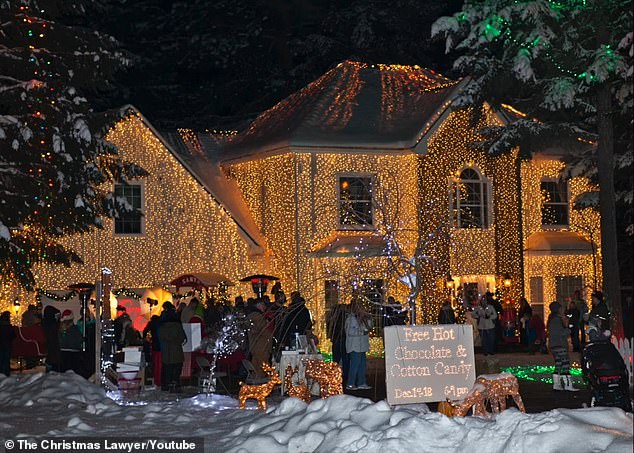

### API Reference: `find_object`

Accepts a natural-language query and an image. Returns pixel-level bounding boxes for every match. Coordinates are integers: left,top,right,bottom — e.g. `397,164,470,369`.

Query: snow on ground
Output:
0,372,632,453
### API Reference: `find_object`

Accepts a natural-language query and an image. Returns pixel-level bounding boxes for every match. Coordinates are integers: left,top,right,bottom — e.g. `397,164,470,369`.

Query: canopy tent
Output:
524,231,596,256
170,272,234,290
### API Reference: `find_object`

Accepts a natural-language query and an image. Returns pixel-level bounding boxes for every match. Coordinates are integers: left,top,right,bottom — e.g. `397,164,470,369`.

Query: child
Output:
547,302,579,392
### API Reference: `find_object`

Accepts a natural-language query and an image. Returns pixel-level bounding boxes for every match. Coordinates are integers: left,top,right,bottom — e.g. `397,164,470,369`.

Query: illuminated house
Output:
2,61,600,341
198,61,600,333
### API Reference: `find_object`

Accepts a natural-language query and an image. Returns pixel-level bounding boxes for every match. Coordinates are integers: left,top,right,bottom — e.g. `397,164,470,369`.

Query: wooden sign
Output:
384,325,476,405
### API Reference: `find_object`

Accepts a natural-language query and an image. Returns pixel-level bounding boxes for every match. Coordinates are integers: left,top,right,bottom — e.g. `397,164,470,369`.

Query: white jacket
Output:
345,314,373,353
473,304,497,330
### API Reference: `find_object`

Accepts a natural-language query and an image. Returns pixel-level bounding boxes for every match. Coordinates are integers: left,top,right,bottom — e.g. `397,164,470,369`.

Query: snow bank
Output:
0,373,631,453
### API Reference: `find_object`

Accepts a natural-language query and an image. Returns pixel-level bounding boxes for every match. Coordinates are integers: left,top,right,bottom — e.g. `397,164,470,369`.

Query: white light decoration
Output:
1,113,260,316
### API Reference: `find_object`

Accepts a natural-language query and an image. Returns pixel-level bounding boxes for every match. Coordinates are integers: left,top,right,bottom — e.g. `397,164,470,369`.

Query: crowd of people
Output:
0,282,622,403
132,285,317,391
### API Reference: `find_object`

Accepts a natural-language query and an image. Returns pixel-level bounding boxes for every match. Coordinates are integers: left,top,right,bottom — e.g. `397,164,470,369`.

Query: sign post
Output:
384,325,476,405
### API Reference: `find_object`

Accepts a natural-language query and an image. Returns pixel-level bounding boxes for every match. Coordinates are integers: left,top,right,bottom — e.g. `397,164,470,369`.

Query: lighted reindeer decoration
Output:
238,363,281,410
304,359,343,398
449,373,525,417
284,365,312,404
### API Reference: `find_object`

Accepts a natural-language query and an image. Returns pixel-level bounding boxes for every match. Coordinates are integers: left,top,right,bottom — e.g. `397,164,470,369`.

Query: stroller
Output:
581,325,632,412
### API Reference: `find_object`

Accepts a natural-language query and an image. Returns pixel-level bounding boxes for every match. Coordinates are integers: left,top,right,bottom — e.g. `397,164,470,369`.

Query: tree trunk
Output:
595,83,623,338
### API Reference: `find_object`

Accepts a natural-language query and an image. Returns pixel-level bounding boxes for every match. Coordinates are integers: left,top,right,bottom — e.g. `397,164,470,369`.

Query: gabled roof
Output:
217,61,461,163
118,106,266,255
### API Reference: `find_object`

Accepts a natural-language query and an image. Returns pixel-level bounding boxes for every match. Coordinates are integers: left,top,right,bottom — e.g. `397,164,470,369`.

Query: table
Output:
275,352,323,395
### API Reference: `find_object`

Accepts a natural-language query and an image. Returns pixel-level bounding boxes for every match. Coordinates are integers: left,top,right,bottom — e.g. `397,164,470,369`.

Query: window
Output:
338,175,373,228
114,183,144,235
555,276,583,307
529,276,544,319
541,180,569,226
450,168,491,229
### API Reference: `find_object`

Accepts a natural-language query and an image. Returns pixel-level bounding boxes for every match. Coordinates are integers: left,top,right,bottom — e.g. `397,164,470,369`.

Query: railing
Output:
612,336,633,387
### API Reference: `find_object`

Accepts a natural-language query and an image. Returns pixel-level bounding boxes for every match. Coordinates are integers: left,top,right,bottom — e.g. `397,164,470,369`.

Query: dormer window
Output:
541,179,569,227
338,175,373,228
450,167,491,229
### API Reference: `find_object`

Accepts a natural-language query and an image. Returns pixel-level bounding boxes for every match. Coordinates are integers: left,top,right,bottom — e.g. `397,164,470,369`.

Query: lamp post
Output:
503,273,512,289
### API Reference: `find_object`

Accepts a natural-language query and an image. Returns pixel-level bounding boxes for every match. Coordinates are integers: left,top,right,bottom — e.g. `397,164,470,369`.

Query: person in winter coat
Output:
114,306,132,350
281,292,312,349
572,289,588,345
345,297,373,390
588,291,610,334
547,301,579,392
21,304,41,327
518,297,533,349
58,310,82,373
565,298,581,352
42,305,61,372
473,295,498,355
143,315,162,387
247,299,273,379
0,311,16,376
438,300,456,324
327,303,349,382
158,305,186,392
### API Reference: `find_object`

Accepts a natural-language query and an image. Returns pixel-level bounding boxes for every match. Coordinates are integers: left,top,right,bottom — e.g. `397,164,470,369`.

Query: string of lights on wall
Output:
1,114,258,319
520,158,601,309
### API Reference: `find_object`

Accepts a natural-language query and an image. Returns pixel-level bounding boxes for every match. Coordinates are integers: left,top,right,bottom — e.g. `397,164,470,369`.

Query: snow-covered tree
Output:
432,0,632,337
0,0,146,290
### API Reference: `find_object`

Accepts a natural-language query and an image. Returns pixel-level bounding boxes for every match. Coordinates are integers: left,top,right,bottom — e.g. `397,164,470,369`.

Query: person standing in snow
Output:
246,299,273,379
42,305,61,372
473,295,497,355
158,303,186,392
0,311,16,376
587,291,610,334
345,297,373,390
327,303,349,382
547,301,579,392
58,309,82,373
438,300,456,324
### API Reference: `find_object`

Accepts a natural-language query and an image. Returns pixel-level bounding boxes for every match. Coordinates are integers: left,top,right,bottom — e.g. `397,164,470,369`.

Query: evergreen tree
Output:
0,0,146,290
432,0,632,337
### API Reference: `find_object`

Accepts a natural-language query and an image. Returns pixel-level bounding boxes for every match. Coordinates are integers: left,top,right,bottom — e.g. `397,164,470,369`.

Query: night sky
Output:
89,0,462,130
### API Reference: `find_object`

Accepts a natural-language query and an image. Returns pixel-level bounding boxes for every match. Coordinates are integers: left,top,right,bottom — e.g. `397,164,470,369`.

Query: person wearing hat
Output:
59,309,82,373
547,301,579,392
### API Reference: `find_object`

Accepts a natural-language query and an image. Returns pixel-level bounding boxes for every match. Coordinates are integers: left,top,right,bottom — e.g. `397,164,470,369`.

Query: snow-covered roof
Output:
217,61,461,163
158,127,267,256
118,106,266,255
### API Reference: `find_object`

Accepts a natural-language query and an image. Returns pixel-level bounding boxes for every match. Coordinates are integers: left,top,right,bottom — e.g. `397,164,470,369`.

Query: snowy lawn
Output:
0,372,631,453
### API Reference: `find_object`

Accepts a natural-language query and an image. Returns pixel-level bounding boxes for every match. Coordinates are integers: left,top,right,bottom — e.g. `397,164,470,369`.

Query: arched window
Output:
450,167,491,229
